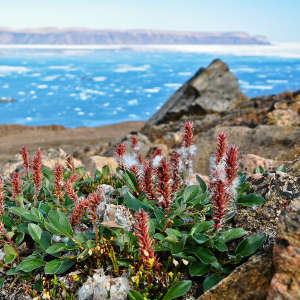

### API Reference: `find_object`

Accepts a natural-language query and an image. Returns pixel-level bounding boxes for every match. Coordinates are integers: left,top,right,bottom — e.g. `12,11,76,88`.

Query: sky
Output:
0,0,299,42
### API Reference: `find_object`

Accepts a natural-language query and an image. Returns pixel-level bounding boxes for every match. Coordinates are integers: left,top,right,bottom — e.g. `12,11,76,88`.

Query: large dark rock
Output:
198,251,274,300
267,195,300,299
146,59,248,126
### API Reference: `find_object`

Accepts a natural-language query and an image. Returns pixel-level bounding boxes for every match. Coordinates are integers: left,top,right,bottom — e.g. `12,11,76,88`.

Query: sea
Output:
0,43,300,128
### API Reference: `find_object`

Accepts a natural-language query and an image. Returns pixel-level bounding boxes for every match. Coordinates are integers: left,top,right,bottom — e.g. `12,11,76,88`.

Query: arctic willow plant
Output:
0,122,266,299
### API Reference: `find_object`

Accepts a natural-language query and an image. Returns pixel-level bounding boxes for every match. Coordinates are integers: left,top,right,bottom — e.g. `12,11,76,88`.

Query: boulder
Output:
239,154,287,174
146,59,248,126
267,196,300,299
85,156,118,175
198,251,274,300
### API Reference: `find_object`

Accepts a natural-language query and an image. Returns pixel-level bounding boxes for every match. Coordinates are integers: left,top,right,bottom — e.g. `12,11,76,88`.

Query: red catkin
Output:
54,163,64,207
216,132,227,164
170,151,182,195
21,146,30,177
156,158,172,212
225,145,238,185
142,160,157,201
11,172,21,200
183,121,195,148
115,142,126,170
70,198,89,228
88,188,103,221
32,149,42,202
0,178,4,216
135,209,160,271
65,173,79,202
212,180,229,232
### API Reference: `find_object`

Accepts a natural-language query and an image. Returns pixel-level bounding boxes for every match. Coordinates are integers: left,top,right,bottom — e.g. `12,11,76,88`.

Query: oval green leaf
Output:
236,234,266,257
162,280,192,300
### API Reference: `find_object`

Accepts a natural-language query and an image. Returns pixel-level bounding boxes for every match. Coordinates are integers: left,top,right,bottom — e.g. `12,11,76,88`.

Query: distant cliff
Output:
0,28,270,45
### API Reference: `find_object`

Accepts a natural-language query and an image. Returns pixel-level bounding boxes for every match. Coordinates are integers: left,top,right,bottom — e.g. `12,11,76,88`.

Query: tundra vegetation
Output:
0,122,266,299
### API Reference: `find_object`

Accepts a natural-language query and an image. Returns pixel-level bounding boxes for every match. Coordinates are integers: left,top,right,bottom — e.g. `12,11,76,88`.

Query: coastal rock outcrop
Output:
146,59,248,126
267,196,300,299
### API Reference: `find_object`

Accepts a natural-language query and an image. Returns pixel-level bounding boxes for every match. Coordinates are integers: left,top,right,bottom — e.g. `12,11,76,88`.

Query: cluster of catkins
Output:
209,132,239,232
114,121,196,213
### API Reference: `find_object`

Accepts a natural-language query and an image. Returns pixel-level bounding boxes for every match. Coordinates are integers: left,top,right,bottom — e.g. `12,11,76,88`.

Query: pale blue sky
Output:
0,0,299,42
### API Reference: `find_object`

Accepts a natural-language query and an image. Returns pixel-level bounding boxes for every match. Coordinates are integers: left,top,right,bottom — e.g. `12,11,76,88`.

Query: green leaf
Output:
46,243,77,255
189,262,210,277
15,232,25,246
44,259,75,274
203,274,224,292
28,223,43,244
122,171,138,193
166,229,182,239
162,280,192,300
213,239,228,252
4,244,17,263
190,221,214,234
46,210,73,238
102,165,110,179
124,192,150,212
0,278,5,288
184,185,200,203
237,193,265,207
196,175,207,193
222,228,247,243
16,256,45,272
192,247,217,264
236,234,266,257
128,290,145,300
30,208,45,224
191,233,209,244
255,165,264,174
40,231,52,250
276,165,287,173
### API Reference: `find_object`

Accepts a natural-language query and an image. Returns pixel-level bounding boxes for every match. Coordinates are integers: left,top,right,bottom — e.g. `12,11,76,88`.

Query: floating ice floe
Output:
114,64,150,73
128,99,138,106
93,76,106,82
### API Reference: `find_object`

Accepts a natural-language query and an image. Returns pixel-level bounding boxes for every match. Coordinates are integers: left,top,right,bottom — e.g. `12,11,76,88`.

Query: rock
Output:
193,126,300,176
233,172,300,237
86,156,118,175
198,251,274,300
267,196,300,299
239,154,287,174
146,59,248,126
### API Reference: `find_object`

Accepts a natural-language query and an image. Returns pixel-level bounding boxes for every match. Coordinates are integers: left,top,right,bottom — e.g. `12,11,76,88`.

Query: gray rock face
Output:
146,59,248,126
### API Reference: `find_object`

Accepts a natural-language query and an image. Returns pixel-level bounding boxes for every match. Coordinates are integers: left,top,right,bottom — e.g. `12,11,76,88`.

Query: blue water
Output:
0,48,300,128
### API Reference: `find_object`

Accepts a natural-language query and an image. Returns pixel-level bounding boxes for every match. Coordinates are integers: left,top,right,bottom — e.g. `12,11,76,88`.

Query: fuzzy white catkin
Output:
78,269,130,300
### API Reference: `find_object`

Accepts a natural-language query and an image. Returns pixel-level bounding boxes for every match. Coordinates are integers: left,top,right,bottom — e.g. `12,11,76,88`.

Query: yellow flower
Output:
72,274,80,281
168,272,174,280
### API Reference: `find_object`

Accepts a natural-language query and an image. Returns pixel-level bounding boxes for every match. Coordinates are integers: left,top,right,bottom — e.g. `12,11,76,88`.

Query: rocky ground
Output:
1,58,300,299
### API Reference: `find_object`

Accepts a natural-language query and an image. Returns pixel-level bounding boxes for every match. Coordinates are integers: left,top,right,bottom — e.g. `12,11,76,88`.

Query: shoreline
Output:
0,121,145,164
1,43,300,58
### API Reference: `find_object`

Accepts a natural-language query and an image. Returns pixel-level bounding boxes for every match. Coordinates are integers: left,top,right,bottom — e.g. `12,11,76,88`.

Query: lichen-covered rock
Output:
198,251,274,300
233,172,300,237
267,196,300,300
